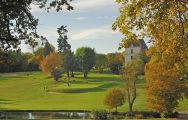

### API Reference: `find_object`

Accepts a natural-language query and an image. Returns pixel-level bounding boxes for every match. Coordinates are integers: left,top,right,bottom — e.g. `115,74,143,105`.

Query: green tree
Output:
122,58,144,115
43,42,55,57
51,67,62,81
35,47,45,58
104,88,125,112
95,54,108,72
0,0,73,50
0,49,28,73
57,25,71,53
57,25,76,79
76,47,96,78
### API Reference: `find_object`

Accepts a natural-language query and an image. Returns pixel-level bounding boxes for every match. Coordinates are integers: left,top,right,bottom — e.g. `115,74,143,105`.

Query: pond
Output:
0,111,92,119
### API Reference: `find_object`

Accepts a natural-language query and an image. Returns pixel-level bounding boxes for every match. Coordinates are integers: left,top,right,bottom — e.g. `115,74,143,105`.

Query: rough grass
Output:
0,71,187,112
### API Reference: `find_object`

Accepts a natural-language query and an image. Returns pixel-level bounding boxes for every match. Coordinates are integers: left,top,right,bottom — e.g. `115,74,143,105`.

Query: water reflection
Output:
0,111,91,119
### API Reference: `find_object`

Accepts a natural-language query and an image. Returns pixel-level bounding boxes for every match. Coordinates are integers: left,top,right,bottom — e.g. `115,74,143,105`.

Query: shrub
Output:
51,68,62,81
139,111,161,118
92,110,108,120
104,88,125,112
162,111,179,118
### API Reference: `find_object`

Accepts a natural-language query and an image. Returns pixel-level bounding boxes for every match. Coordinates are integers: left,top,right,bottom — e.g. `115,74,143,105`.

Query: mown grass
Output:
0,71,187,113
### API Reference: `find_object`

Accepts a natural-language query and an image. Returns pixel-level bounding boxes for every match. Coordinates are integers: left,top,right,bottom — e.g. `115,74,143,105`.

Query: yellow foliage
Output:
104,88,125,111
145,62,186,113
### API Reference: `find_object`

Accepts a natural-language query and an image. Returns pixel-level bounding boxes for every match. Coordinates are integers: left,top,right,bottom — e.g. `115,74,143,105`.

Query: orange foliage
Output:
35,54,43,64
145,62,186,113
40,52,61,74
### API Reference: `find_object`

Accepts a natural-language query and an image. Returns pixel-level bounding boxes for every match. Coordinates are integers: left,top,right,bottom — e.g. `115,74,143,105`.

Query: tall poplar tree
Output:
57,25,75,84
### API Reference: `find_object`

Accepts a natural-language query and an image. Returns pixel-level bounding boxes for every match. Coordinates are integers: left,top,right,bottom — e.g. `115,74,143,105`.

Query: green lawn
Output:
0,71,187,112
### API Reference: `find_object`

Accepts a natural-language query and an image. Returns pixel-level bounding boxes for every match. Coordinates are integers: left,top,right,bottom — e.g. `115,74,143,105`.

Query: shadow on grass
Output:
50,82,119,94
0,99,14,106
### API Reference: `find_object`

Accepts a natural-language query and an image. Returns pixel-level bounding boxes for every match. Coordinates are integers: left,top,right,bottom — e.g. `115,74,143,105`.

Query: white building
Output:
124,39,147,64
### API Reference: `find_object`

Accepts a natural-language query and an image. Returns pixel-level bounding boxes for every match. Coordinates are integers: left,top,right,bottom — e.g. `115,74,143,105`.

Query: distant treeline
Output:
0,49,39,73
0,48,126,74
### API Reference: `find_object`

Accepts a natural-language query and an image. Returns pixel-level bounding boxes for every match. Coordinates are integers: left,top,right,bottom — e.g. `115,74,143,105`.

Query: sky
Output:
22,0,124,54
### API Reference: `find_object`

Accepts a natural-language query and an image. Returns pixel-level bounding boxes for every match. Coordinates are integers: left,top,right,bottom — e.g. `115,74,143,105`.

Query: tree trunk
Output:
115,106,118,113
71,70,74,77
67,72,70,78
67,76,70,86
84,72,87,78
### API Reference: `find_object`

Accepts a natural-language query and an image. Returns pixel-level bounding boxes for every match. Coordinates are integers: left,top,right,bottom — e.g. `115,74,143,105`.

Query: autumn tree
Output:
0,0,73,50
104,88,125,112
107,53,124,74
145,61,186,113
122,58,144,115
76,47,96,78
113,0,188,113
40,52,61,77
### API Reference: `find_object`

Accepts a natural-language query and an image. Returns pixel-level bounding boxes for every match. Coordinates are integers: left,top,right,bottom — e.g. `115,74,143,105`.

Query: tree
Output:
24,52,39,71
75,47,96,78
113,0,188,113
57,25,71,53
35,47,45,58
0,0,73,50
95,54,108,72
51,67,62,81
122,58,144,115
40,52,61,75
61,50,76,85
145,62,186,113
104,88,125,112
57,25,76,79
107,53,124,74
0,49,29,73
43,42,55,57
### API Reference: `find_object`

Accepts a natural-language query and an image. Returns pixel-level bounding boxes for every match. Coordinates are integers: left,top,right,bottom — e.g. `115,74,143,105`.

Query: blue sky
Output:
22,0,123,54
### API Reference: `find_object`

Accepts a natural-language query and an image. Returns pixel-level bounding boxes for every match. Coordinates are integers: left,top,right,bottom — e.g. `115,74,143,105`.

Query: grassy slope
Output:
0,72,187,112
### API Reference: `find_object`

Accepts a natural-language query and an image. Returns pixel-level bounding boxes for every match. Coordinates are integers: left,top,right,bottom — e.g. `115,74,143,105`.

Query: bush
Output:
104,88,125,112
162,111,179,118
138,111,160,118
92,110,108,120
51,68,62,81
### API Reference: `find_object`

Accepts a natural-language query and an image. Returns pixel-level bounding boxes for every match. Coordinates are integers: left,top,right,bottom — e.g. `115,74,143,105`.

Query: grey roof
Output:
130,39,148,49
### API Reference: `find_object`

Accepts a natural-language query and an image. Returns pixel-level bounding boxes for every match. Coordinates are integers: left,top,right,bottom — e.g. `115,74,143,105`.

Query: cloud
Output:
72,0,116,11
31,0,118,13
72,17,86,20
70,25,119,41
30,4,44,13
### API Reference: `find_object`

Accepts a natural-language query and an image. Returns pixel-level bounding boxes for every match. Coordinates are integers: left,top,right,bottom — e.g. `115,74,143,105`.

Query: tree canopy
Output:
0,0,73,50
114,0,188,113
76,47,96,78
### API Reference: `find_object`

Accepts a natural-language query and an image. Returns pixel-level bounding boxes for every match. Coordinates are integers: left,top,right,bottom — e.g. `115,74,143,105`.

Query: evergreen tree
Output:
57,25,76,81
57,26,71,53
43,42,55,57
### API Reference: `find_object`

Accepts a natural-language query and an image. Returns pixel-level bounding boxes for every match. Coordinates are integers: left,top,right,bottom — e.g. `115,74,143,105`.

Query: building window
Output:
131,49,133,54
131,56,133,60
